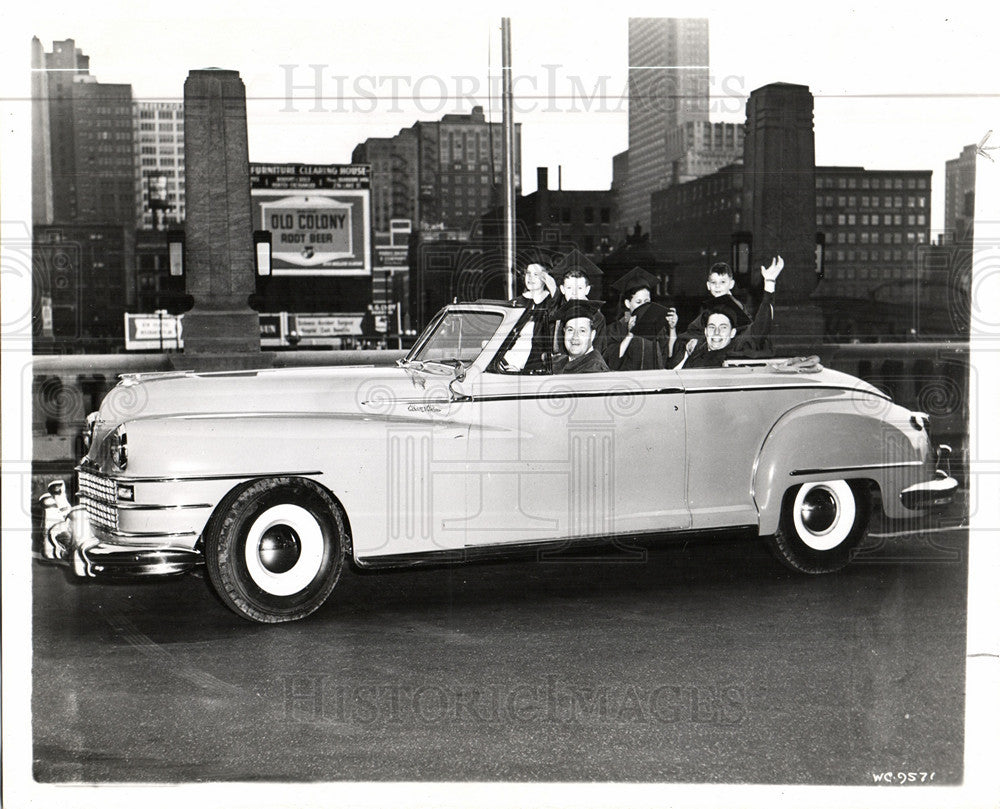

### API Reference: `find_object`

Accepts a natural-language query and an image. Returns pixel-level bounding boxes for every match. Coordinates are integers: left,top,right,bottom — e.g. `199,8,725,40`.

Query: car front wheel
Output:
204,477,345,623
766,479,871,574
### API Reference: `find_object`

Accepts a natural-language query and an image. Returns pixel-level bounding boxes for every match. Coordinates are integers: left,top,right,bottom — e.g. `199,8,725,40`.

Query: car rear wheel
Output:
766,479,871,574
204,477,345,623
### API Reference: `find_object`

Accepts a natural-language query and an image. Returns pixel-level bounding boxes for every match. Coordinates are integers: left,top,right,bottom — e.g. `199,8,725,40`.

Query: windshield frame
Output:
403,305,513,368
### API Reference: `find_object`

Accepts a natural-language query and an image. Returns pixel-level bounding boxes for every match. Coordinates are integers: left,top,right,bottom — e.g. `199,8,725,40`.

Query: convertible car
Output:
40,301,957,622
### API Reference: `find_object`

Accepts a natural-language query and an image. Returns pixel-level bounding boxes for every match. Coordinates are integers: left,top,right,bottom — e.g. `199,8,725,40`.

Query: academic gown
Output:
670,290,775,369
555,349,609,374
602,334,662,371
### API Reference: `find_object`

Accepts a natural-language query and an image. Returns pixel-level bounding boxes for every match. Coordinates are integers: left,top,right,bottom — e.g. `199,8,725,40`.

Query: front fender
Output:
753,397,934,535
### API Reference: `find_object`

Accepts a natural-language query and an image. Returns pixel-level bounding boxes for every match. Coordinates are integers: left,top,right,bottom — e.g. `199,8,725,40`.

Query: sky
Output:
5,0,998,234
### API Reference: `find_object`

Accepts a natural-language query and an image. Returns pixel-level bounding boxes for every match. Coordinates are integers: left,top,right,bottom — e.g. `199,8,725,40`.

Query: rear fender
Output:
753,398,933,535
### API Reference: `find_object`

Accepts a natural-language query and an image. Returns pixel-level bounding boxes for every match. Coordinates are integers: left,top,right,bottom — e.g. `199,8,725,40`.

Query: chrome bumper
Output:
39,480,203,578
899,471,959,510
899,445,958,511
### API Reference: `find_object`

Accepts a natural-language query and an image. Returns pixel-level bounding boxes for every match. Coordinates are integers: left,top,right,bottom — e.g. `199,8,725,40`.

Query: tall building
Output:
621,17,710,235
31,37,135,227
664,121,744,186
742,82,817,326
352,129,418,232
651,160,935,338
944,144,976,244
353,105,519,234
134,101,185,229
815,166,932,291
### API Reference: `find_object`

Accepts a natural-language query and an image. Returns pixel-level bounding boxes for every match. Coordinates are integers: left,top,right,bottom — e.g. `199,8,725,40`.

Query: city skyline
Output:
6,3,995,238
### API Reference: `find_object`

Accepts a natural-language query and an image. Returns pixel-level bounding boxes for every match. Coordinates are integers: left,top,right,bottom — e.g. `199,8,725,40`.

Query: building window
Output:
560,208,571,224
848,214,856,225
583,207,594,224
600,207,610,224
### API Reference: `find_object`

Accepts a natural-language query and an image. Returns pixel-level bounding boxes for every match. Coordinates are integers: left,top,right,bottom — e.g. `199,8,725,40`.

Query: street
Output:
32,521,967,785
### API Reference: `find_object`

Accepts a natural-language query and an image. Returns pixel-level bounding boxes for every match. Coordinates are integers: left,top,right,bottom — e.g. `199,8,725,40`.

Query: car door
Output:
457,367,689,548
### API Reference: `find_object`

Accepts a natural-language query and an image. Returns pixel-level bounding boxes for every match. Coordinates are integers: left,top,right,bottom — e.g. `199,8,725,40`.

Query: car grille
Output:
78,470,118,531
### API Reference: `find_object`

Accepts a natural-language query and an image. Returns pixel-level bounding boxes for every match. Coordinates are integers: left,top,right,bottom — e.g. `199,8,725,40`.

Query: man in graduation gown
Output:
677,256,783,356
552,299,609,374
670,256,784,368
671,297,757,369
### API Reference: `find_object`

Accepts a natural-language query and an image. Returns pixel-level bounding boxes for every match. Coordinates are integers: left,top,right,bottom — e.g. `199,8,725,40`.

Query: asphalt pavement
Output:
29,516,969,786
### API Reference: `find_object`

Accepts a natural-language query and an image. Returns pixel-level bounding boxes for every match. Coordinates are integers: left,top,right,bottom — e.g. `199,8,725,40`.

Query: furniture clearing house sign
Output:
250,163,372,275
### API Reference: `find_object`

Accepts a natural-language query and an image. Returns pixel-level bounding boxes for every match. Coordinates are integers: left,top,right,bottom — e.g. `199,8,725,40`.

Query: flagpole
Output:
501,17,516,300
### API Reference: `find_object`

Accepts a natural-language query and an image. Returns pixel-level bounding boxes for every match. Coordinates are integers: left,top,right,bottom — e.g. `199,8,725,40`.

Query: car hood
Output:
93,364,453,432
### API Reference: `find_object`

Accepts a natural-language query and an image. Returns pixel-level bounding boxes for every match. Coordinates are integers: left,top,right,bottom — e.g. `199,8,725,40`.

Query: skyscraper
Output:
621,17,710,235
353,105,519,234
31,37,135,228
134,101,186,229
944,144,976,243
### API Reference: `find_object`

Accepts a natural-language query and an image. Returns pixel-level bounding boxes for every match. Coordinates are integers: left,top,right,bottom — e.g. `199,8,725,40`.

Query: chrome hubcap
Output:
258,526,301,574
791,480,857,552
800,487,838,535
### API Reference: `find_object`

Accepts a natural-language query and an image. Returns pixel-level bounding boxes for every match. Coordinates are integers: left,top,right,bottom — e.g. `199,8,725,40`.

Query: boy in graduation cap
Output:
552,298,609,374
552,267,607,356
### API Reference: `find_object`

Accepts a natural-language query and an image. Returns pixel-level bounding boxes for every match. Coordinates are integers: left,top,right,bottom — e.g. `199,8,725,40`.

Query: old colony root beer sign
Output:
250,163,371,275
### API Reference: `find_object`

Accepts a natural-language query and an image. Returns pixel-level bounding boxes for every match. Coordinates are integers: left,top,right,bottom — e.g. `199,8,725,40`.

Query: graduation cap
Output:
611,266,658,297
631,302,671,338
555,298,605,325
551,249,604,280
702,296,752,330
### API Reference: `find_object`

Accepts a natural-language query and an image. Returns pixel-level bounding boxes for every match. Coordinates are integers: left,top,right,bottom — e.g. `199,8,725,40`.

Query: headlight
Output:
82,411,99,451
108,426,128,471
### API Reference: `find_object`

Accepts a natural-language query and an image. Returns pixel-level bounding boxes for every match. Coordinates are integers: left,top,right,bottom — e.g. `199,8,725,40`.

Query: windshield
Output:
404,310,505,367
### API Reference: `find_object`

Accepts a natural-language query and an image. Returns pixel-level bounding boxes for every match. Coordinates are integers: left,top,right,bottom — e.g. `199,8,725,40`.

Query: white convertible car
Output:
40,301,957,622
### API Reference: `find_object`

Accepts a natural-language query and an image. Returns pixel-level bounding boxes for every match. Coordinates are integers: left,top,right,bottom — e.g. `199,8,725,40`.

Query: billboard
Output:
250,163,371,276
